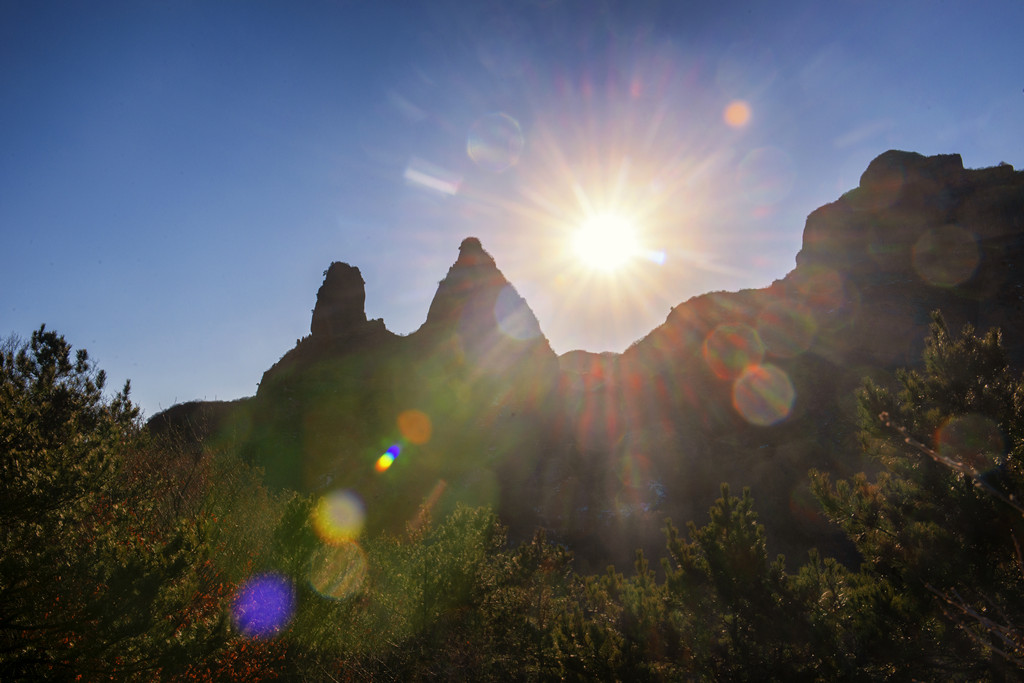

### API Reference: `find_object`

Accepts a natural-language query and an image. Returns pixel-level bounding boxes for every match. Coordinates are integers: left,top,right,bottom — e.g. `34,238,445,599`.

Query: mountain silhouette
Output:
150,150,1024,570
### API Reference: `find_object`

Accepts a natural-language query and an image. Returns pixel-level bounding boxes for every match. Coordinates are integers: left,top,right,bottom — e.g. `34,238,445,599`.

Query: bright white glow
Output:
572,213,641,271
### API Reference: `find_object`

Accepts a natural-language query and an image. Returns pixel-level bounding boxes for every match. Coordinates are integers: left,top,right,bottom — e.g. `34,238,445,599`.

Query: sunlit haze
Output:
572,213,642,272
2,0,1022,417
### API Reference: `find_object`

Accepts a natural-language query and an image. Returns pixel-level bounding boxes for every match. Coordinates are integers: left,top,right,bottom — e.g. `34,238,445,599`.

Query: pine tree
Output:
812,313,1024,677
0,327,229,678
662,484,823,680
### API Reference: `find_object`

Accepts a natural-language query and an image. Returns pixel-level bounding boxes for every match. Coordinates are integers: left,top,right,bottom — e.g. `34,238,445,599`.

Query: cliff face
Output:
794,150,1024,366
626,151,1023,377
600,151,1024,564
151,150,1024,571
536,150,1023,566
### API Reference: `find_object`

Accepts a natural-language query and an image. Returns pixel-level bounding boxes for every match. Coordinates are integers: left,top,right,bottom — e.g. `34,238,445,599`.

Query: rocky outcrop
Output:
422,237,507,328
797,150,1022,273
306,261,391,346
150,149,1024,572
603,151,1024,565
793,150,1024,366
310,262,368,337
211,238,563,537
413,237,556,376
858,149,965,195
258,262,394,391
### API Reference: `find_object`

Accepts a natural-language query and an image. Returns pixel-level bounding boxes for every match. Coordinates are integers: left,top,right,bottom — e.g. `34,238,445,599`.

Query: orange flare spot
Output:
724,100,751,127
397,409,432,445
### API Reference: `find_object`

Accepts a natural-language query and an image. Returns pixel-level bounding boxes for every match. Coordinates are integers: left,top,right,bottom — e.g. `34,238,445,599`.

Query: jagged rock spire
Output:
415,237,555,374
423,237,508,328
310,262,367,338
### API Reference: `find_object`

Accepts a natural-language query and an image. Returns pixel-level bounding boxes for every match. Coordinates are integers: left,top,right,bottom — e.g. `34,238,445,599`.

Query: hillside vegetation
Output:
3,318,1024,678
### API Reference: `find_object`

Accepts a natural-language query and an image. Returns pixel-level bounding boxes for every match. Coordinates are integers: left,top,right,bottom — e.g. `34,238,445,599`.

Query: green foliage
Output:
9,318,1024,679
0,327,225,678
0,326,136,524
305,505,574,680
662,484,832,681
812,313,1024,677
0,327,312,680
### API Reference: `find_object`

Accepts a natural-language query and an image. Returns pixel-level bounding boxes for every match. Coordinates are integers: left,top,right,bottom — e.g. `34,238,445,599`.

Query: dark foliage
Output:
6,311,1024,679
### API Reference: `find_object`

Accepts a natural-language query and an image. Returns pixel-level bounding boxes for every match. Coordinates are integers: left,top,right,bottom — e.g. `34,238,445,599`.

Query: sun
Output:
572,213,642,272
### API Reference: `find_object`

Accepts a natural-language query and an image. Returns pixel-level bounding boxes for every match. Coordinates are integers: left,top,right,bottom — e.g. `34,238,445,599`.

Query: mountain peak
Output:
422,237,508,329
310,262,367,338
455,236,490,265
415,237,554,372
156,149,1024,572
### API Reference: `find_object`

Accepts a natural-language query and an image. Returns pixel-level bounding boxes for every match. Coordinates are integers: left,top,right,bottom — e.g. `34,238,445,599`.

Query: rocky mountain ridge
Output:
150,150,1024,570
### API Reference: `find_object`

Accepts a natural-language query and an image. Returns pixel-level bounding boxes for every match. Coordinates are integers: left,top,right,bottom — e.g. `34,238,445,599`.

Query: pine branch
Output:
878,412,1024,516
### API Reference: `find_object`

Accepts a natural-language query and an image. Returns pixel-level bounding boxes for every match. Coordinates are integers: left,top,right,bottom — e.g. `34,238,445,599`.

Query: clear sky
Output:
3,0,1022,418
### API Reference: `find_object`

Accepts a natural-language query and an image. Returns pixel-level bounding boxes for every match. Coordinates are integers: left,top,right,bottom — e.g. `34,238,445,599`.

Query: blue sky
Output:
2,0,1022,417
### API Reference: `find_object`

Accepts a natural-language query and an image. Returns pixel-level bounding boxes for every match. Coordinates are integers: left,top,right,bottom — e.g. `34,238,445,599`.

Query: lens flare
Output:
308,540,368,600
494,284,542,340
723,100,751,127
376,444,400,472
702,323,765,380
467,112,524,172
397,409,432,445
617,452,651,490
644,249,667,265
732,363,795,426
404,156,462,196
935,413,1005,475
755,301,817,358
232,573,295,638
313,490,365,543
791,265,845,312
912,225,980,287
